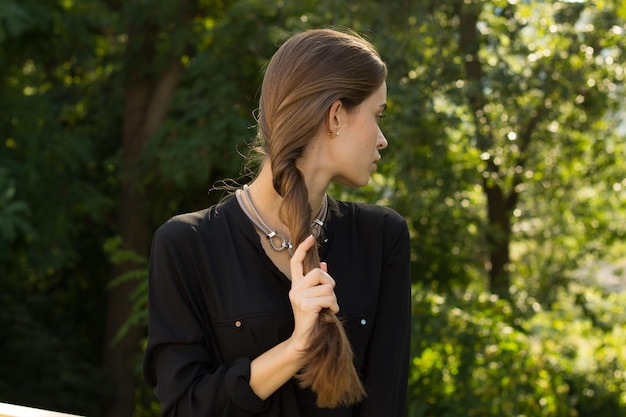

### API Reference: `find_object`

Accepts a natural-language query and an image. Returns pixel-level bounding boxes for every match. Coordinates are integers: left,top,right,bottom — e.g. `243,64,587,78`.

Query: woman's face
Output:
330,82,388,187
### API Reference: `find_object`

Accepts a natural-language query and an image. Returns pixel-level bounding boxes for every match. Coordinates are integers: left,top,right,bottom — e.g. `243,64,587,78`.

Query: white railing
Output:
0,403,83,417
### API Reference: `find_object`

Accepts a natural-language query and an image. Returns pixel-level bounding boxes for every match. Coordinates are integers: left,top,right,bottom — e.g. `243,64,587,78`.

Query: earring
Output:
336,129,339,136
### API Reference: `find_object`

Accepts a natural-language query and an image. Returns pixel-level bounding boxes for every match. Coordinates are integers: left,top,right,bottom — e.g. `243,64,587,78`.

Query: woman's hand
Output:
249,235,339,399
288,235,339,354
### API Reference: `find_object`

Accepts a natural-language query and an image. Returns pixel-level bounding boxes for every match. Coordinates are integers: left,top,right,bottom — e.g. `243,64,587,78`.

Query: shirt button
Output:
234,320,242,328
360,319,367,326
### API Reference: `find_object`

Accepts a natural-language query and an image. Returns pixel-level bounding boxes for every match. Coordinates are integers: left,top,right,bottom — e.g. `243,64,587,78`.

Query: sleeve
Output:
142,221,269,417
358,212,411,417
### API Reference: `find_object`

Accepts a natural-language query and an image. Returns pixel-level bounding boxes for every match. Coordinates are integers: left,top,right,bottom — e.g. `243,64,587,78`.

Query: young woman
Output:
143,28,411,417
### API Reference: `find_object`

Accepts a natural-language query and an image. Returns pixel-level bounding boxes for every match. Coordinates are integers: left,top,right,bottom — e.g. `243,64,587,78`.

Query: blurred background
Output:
1,0,625,416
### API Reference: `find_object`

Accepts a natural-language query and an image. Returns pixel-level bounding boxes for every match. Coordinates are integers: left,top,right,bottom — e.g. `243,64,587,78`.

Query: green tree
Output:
365,0,626,298
0,0,116,414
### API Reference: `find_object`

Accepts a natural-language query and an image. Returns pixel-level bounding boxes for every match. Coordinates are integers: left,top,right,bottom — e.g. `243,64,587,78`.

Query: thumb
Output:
320,261,328,273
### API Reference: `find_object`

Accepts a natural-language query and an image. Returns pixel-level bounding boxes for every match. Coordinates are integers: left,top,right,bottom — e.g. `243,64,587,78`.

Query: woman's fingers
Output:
289,236,339,330
288,242,340,348
290,235,315,281
290,236,334,287
293,284,339,312
290,269,338,312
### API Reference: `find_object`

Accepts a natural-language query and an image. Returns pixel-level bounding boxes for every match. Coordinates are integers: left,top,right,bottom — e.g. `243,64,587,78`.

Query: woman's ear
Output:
325,100,343,136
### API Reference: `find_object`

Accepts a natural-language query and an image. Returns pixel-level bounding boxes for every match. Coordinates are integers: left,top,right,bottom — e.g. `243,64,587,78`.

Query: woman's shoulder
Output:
330,199,410,255
154,196,237,241
335,199,407,229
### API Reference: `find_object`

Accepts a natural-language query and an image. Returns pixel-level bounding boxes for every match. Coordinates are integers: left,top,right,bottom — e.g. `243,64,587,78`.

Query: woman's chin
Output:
334,177,371,188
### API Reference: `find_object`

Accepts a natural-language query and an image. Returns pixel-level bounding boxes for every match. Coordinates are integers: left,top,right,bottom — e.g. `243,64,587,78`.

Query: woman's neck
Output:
248,160,328,220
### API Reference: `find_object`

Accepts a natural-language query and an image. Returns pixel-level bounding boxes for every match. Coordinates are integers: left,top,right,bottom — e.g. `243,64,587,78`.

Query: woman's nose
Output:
377,128,388,150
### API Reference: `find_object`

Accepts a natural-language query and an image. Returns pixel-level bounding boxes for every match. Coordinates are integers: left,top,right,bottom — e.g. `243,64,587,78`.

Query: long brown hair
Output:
256,28,387,407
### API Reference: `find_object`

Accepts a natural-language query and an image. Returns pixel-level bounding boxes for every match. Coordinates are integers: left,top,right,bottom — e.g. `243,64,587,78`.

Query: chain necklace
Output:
236,184,328,256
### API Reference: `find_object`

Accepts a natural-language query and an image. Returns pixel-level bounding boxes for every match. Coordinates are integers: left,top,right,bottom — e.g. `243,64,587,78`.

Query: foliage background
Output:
1,0,625,416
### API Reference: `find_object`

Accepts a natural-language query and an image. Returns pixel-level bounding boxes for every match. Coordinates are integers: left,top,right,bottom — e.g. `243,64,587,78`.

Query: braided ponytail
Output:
272,158,366,407
256,28,387,407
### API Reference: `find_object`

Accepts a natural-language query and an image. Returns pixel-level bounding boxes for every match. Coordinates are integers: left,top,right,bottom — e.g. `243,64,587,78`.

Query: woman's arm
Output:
144,221,264,416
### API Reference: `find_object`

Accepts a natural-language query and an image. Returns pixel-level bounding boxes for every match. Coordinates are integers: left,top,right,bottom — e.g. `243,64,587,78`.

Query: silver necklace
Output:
236,184,328,255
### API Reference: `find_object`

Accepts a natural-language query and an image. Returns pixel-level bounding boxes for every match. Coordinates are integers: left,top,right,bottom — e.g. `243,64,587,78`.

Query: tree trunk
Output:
100,2,198,413
457,1,514,296
457,1,545,297
101,56,183,417
484,182,512,298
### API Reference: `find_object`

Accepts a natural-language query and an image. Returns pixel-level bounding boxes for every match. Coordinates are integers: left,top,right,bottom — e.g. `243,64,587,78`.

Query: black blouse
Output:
143,195,411,417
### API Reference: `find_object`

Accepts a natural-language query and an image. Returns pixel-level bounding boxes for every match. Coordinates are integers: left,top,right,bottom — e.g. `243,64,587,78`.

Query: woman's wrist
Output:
284,334,308,367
